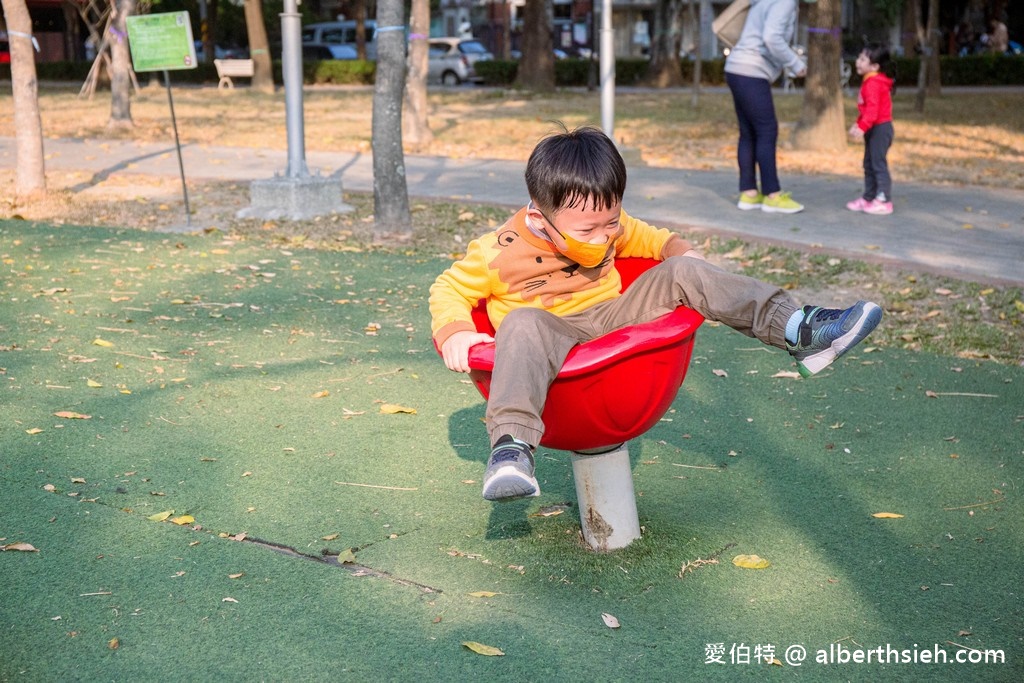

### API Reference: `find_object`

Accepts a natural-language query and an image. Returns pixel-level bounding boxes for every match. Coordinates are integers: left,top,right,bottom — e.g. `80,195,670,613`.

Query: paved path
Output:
2,135,1022,285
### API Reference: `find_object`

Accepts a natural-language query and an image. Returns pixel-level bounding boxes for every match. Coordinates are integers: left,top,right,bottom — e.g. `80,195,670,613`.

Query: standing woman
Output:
725,0,811,214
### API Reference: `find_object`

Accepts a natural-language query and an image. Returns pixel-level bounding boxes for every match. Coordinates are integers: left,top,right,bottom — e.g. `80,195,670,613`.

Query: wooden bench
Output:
214,59,254,89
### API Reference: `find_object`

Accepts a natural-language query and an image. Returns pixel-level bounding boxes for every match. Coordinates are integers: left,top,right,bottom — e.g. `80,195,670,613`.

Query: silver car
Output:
427,38,493,85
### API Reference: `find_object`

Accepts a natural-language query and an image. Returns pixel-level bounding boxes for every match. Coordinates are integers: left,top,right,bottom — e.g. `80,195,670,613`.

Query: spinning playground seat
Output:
454,257,705,550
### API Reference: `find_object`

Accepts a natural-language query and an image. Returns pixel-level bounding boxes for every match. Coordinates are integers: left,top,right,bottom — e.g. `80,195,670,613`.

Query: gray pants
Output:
486,255,799,447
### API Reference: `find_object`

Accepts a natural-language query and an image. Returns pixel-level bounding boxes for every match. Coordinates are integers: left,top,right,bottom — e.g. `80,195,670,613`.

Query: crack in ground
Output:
243,536,442,594
59,493,444,595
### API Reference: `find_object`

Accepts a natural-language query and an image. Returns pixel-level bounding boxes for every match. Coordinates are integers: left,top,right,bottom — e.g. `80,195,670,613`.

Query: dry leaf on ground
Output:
462,641,505,656
732,554,771,569
379,403,417,414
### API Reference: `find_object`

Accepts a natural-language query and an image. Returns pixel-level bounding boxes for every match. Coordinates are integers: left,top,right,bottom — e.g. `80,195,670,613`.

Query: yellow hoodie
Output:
429,206,693,349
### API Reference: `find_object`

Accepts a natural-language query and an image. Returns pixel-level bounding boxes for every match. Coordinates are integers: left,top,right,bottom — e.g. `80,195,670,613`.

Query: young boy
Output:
429,126,882,502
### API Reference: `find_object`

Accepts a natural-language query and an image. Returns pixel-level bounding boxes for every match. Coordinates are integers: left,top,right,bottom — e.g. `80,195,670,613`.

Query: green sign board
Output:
125,11,198,72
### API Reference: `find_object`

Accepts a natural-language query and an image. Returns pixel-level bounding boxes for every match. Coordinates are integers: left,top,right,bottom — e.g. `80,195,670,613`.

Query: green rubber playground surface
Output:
1,220,1021,681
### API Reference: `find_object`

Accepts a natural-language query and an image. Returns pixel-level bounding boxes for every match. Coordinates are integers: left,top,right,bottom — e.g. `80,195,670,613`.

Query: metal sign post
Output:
124,12,198,229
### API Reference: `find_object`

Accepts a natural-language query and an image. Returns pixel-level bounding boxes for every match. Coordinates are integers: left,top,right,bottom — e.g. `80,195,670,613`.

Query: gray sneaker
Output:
788,301,883,377
482,436,540,501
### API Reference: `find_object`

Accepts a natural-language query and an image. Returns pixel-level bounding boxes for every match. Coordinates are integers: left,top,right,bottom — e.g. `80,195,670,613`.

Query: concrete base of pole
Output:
237,175,352,221
571,443,642,552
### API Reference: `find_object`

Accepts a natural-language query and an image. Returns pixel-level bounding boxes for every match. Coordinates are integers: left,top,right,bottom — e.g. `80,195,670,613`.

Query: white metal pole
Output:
599,0,615,138
280,0,308,178
571,444,641,551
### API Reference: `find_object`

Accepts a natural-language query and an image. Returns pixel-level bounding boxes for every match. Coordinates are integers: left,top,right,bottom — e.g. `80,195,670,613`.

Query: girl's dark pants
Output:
863,121,894,201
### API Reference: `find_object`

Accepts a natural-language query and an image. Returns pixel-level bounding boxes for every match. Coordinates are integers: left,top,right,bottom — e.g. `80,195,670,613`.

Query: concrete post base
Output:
237,175,352,221
571,443,641,552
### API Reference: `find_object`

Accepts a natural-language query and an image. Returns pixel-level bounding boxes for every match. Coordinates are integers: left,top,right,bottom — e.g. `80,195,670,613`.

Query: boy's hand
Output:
848,124,864,140
440,330,495,373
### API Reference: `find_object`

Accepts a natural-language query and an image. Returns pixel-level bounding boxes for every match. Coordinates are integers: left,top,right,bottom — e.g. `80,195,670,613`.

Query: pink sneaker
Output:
846,197,870,212
863,199,894,215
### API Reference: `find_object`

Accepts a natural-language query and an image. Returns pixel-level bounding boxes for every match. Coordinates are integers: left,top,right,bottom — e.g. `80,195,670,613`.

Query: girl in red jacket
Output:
847,45,895,215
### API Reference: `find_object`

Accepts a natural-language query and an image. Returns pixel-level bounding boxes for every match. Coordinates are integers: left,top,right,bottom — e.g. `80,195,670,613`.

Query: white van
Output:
302,20,377,60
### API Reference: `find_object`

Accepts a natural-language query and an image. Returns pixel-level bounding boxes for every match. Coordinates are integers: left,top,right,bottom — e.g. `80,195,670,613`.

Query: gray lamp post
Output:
239,0,352,220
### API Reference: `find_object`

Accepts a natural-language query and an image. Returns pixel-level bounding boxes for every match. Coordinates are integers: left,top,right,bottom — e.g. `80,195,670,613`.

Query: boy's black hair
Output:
525,124,627,216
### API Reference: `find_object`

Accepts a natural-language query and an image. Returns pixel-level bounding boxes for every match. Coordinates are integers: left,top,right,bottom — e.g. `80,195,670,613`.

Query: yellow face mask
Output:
554,230,611,268
534,205,612,268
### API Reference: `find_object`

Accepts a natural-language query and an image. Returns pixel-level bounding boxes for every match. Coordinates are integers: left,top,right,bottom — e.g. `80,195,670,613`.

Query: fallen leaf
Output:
2,542,39,552
87,379,103,388
462,641,504,656
26,427,44,434
771,371,801,379
54,411,91,420
92,338,114,347
70,477,86,484
311,390,329,398
602,613,621,629
228,573,245,579
468,591,498,598
322,533,340,541
170,515,195,526
530,504,569,518
872,512,904,518
148,510,174,522
108,637,119,650
732,554,771,569
222,597,238,603
712,368,728,378
336,548,356,564
379,403,417,414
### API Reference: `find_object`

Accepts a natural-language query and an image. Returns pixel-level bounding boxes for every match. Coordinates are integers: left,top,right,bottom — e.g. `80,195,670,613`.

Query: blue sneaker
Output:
482,436,540,501
788,301,882,377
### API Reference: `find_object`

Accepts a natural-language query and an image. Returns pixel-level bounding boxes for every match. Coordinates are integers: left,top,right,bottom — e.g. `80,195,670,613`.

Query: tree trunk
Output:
203,0,220,66
372,0,412,234
792,0,845,151
688,0,702,107
403,0,433,148
913,0,942,112
646,0,684,88
354,0,369,61
1,0,46,198
515,0,555,92
108,0,136,128
244,0,274,93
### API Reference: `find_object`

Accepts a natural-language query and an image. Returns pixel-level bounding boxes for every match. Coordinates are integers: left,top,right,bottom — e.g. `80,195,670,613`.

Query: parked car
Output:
302,20,377,60
302,43,358,61
194,41,249,61
428,38,492,85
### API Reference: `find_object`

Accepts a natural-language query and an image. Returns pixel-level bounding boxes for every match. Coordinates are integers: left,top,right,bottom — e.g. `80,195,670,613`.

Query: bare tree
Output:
403,0,432,147
244,0,274,93
108,0,136,128
372,0,411,233
647,0,685,87
1,0,46,198
516,0,555,92
354,0,370,61
792,0,845,151
914,0,941,112
688,0,703,107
